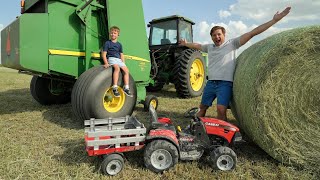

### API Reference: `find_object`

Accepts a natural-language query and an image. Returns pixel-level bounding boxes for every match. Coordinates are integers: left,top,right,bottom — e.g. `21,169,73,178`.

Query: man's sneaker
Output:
112,88,120,97
124,88,132,97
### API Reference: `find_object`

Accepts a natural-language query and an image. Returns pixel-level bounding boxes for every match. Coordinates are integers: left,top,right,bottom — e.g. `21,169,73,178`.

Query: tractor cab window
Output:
179,21,192,43
150,20,177,46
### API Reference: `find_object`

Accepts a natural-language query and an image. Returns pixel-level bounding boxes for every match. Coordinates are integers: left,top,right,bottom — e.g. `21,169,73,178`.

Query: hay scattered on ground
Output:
232,25,320,173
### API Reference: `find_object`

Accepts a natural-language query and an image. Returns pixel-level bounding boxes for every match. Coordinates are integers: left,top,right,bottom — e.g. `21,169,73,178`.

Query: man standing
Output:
180,7,291,120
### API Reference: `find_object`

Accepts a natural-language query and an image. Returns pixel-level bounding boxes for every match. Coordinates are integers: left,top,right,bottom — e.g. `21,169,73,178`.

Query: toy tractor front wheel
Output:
144,140,178,173
210,146,237,171
101,154,124,176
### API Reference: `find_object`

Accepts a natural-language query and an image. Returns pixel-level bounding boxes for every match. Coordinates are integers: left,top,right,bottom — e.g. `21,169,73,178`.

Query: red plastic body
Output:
157,117,172,124
199,117,240,143
147,129,179,146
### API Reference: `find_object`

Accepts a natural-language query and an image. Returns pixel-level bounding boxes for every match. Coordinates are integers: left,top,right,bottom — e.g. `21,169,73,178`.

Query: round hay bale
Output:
232,25,320,173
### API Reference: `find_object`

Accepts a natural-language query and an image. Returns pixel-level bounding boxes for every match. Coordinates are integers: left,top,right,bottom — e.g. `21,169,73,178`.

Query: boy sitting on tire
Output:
102,26,132,97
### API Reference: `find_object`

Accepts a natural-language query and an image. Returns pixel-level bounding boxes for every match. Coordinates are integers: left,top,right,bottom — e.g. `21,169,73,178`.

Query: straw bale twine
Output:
232,26,320,173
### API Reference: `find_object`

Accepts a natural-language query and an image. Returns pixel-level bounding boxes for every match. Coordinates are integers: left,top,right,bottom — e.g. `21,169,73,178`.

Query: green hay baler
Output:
1,0,206,119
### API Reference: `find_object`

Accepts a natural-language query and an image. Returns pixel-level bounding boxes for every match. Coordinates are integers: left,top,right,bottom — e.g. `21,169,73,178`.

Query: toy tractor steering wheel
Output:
184,107,200,120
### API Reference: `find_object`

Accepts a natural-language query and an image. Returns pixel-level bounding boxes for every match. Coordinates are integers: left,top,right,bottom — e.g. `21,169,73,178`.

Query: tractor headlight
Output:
233,132,242,143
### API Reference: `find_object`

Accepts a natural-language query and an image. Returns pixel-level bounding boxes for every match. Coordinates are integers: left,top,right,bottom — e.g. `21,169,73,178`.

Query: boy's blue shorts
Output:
201,80,233,107
108,57,126,67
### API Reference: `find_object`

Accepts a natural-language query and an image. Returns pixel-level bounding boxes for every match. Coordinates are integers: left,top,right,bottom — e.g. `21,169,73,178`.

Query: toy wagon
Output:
85,116,147,175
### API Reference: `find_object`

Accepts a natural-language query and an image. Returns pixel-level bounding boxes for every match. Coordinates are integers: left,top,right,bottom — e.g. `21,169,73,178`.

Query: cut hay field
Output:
0,67,317,180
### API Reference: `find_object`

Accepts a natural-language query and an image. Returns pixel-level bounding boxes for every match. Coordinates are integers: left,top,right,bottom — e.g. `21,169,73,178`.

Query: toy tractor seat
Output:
124,116,145,129
149,106,176,132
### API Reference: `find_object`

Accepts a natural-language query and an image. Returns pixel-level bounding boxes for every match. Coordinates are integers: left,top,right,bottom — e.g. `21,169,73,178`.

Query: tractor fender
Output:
146,129,179,151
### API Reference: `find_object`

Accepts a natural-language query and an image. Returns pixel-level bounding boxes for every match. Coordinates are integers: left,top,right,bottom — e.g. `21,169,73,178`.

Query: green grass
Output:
0,67,317,180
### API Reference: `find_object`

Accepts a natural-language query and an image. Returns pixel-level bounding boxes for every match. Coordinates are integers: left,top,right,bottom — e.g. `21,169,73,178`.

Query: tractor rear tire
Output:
173,49,206,98
71,66,137,120
30,76,70,105
144,140,178,173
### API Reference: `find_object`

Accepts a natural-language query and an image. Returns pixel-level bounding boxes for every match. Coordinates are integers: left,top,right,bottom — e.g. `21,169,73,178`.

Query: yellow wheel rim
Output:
103,87,126,113
150,99,157,109
190,59,205,91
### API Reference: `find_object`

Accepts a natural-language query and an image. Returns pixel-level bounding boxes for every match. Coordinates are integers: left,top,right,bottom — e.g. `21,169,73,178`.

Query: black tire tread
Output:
173,49,205,98
71,66,102,120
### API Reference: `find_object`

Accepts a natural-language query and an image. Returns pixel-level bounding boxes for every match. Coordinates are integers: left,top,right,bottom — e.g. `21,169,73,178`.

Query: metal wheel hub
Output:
106,159,122,175
150,149,172,170
103,87,126,112
150,99,157,108
190,59,204,91
216,154,234,170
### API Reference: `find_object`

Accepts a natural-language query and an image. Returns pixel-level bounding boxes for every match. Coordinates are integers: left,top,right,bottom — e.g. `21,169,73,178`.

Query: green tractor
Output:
1,0,205,120
147,16,207,98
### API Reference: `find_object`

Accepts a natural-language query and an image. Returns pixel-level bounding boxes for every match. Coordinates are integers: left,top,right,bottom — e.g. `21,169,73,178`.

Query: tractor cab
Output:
146,15,206,98
148,15,195,51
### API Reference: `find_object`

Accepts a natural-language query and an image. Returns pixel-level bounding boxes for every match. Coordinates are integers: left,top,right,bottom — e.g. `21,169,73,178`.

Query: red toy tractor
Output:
85,106,242,175
144,106,242,173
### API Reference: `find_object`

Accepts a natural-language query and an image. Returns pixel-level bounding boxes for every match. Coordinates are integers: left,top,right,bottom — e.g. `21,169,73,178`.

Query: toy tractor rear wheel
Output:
71,66,137,120
30,76,71,105
173,49,206,98
144,140,178,173
101,153,124,176
210,146,237,171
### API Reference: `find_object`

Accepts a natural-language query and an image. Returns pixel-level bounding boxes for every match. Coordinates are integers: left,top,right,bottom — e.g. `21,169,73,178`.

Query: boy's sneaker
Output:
124,88,132,97
112,88,120,97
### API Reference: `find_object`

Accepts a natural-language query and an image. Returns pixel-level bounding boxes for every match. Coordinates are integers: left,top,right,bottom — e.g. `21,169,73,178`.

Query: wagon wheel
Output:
101,154,124,175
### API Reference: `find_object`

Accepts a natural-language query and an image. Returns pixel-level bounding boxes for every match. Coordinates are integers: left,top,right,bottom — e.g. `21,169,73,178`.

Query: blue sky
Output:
1,0,320,60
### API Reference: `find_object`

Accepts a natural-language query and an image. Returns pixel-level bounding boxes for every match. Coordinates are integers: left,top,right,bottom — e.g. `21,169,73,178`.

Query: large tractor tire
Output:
173,49,206,98
71,66,137,120
30,76,70,105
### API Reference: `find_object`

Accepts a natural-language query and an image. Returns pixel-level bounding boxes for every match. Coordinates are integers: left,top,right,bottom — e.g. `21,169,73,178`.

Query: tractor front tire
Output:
30,76,70,105
71,66,137,120
144,140,178,173
173,49,206,98
210,146,237,171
